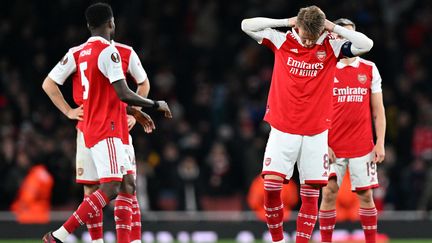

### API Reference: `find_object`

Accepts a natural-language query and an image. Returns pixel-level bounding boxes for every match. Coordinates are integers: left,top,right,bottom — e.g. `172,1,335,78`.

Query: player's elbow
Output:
364,38,374,52
42,77,53,93
241,19,251,32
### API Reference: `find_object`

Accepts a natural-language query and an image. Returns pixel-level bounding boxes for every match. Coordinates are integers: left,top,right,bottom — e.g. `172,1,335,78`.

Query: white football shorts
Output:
329,151,379,191
262,126,330,185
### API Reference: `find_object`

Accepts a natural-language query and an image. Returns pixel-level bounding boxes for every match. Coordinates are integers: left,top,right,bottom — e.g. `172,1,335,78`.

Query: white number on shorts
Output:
366,161,376,176
79,62,89,100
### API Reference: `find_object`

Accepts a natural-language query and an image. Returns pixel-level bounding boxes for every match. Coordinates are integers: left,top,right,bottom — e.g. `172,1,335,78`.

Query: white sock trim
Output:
52,226,69,242
92,239,104,243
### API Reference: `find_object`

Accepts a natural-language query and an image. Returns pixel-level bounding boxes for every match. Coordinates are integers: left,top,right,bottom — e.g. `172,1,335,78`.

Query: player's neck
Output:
91,31,111,42
340,57,356,65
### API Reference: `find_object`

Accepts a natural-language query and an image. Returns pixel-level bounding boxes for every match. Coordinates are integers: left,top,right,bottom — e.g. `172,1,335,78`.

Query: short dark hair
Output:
85,2,113,28
334,18,356,30
296,5,326,38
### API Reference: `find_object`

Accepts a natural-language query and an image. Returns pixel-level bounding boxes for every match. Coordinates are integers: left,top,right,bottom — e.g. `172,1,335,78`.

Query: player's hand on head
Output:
373,144,385,163
324,19,335,32
66,105,84,121
288,17,297,27
127,115,137,131
156,101,173,118
328,146,336,164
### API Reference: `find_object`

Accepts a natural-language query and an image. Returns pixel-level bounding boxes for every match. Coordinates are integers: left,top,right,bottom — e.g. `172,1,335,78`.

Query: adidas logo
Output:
322,171,328,177
334,77,339,83
290,48,298,53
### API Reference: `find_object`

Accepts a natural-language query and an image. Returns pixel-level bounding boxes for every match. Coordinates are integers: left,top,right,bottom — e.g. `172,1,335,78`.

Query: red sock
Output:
63,190,109,233
263,179,284,242
296,185,319,243
131,194,142,242
84,195,104,241
359,207,377,243
319,209,336,243
115,193,134,243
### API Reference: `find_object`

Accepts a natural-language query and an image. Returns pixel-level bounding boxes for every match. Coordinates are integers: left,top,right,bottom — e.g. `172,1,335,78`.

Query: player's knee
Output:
83,184,99,196
263,174,284,181
322,186,338,203
121,174,136,194
357,189,373,204
100,181,121,200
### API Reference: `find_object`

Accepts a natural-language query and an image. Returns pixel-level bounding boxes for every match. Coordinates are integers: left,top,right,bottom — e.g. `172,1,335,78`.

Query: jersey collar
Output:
291,28,328,46
87,36,111,45
337,56,360,69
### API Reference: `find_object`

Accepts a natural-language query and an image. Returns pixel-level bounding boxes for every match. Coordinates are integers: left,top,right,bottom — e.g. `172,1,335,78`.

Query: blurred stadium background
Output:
1,0,432,242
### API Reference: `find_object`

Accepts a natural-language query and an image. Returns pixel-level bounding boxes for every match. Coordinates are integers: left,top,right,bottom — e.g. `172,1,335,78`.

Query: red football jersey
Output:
260,29,347,135
329,57,382,158
48,41,148,144
77,36,126,147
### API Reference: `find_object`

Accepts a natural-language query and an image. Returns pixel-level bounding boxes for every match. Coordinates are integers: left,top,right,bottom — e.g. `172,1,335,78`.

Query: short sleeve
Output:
48,51,76,85
97,45,125,83
128,49,148,84
258,29,286,50
371,63,382,93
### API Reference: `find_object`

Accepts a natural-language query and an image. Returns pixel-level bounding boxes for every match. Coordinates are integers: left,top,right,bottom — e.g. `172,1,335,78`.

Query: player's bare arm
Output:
42,77,83,121
112,79,172,118
126,106,155,133
371,92,386,163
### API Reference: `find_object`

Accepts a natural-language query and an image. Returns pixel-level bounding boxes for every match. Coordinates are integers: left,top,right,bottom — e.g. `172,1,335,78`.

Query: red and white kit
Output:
329,57,382,191
48,40,147,184
258,28,348,184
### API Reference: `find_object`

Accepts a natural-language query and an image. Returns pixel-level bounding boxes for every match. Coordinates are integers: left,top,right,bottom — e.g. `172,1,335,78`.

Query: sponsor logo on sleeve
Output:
111,52,120,63
60,55,68,65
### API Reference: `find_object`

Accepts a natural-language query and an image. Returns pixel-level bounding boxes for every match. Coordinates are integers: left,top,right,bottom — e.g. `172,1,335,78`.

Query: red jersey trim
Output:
266,119,330,136
126,170,135,175
76,179,99,185
353,184,379,192
333,147,374,159
261,171,289,184
99,177,123,183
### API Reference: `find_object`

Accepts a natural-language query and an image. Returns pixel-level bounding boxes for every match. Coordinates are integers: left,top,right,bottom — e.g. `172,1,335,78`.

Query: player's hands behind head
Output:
324,19,335,32
66,105,84,121
128,107,155,133
155,101,173,118
288,17,297,27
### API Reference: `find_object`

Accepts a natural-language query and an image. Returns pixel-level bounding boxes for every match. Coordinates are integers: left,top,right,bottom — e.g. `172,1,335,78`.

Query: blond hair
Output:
296,6,326,38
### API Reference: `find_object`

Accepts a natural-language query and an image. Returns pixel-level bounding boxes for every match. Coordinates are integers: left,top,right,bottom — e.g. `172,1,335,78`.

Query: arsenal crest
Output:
358,74,367,84
316,50,326,61
264,158,271,166
77,168,84,176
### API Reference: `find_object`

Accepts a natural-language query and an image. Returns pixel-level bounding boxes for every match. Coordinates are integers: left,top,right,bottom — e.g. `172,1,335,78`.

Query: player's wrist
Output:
152,100,160,109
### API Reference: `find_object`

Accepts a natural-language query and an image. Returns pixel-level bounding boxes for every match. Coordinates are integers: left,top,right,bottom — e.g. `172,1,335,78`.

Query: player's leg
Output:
349,152,379,243
262,127,301,243
75,128,105,243
45,137,125,242
114,137,137,243
296,130,329,243
319,158,347,243
124,136,142,243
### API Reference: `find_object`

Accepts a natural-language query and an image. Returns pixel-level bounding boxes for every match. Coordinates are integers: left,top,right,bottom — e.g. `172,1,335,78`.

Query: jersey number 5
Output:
79,62,89,100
